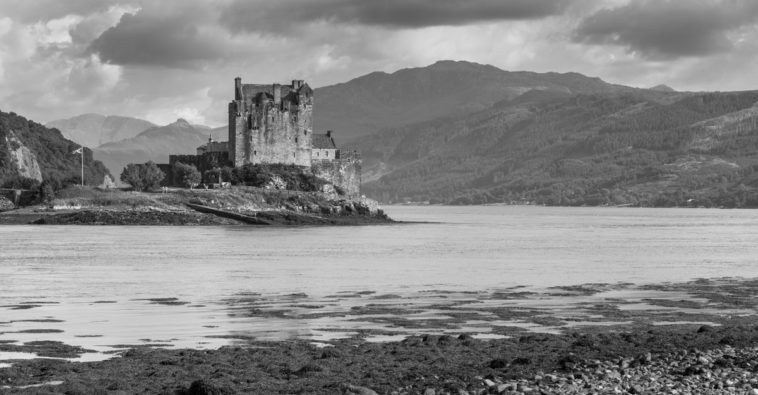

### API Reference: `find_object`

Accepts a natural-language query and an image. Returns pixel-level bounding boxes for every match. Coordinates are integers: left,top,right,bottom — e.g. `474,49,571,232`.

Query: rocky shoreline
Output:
4,276,758,394
3,322,758,394
0,187,394,226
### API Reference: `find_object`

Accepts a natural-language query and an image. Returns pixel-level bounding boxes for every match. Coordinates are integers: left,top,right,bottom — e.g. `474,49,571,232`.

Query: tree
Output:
173,162,201,188
120,161,164,191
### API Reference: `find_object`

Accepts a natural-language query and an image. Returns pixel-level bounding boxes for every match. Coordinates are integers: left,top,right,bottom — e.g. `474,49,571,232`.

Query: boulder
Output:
0,195,14,211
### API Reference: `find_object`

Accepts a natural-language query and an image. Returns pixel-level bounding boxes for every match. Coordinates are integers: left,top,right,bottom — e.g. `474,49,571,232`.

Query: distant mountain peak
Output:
650,84,676,92
171,118,192,127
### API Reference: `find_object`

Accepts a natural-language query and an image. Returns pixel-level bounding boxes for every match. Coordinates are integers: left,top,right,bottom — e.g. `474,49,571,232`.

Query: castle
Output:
163,78,361,195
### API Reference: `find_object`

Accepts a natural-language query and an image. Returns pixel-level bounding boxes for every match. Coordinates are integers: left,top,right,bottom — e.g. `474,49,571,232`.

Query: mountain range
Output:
46,114,156,149
42,60,758,207
360,88,758,207
92,119,224,179
313,60,640,142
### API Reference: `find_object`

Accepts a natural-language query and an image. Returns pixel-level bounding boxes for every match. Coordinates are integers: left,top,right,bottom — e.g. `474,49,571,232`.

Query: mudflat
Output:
3,279,758,394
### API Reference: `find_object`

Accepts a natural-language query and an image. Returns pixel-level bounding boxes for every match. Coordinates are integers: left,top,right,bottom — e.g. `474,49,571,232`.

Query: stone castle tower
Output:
228,78,314,167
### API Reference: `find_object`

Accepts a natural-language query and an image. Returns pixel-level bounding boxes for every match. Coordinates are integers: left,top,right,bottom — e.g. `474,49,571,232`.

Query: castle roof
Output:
312,134,337,149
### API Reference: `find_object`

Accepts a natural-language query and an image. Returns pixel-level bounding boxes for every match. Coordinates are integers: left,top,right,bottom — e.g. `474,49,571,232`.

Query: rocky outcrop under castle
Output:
0,186,393,226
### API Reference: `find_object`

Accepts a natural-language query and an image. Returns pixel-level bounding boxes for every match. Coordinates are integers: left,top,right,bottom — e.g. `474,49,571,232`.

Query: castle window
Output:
253,150,257,156
304,130,308,135
326,152,329,158
295,137,298,143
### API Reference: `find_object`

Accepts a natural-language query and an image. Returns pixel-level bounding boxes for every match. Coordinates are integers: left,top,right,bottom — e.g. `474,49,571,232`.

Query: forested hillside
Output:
360,90,758,208
0,110,110,187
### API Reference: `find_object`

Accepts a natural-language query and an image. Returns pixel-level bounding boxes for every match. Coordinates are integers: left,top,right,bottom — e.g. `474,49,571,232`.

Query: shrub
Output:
0,175,40,190
203,166,234,184
120,161,165,191
37,180,56,205
231,163,327,192
173,162,201,188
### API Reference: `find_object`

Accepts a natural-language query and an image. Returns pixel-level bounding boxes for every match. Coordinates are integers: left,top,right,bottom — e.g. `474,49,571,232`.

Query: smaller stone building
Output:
312,131,338,160
197,137,228,156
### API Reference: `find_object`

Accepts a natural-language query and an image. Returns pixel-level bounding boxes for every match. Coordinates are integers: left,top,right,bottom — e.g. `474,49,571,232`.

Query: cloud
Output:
89,3,233,68
574,0,758,59
70,5,141,46
220,0,571,33
3,0,758,128
0,0,123,23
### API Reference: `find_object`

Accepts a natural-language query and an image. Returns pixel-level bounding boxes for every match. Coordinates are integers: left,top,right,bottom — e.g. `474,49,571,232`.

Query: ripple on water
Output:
0,381,64,390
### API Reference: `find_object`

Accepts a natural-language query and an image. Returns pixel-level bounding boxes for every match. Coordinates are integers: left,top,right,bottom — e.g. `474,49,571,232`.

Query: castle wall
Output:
311,156,362,197
229,80,313,168
248,104,312,166
312,148,337,159
229,102,247,168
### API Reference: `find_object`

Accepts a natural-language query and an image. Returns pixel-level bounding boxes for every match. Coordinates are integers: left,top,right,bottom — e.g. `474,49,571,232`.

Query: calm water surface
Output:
1,205,757,355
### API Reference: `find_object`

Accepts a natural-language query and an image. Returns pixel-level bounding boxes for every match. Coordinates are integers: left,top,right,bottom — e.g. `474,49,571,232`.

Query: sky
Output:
1,0,758,127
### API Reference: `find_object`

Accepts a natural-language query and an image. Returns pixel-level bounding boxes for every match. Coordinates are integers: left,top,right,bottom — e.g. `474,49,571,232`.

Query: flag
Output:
72,147,82,155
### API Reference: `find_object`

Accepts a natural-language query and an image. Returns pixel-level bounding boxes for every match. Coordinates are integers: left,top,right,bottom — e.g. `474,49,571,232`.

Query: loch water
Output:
1,205,758,355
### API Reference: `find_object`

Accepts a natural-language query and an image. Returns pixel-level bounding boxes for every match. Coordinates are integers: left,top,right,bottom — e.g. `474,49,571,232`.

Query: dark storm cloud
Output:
220,0,570,32
575,0,758,59
88,4,229,68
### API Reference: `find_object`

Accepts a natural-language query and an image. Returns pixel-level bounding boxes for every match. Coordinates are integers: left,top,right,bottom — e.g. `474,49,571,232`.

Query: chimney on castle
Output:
234,77,242,101
326,130,332,138
292,80,303,89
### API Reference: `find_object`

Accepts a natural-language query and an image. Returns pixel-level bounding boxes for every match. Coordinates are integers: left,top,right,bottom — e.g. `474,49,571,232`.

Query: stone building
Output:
312,131,337,160
161,78,361,196
229,78,313,167
197,136,228,156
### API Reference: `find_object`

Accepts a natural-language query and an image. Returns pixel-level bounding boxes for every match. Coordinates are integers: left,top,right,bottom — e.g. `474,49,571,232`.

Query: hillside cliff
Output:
0,110,110,186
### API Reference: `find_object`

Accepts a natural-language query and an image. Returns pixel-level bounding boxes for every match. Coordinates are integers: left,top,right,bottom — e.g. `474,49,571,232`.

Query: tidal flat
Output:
3,278,758,394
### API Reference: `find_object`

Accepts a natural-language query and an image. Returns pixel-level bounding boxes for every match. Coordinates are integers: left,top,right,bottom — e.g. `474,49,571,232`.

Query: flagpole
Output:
71,147,84,187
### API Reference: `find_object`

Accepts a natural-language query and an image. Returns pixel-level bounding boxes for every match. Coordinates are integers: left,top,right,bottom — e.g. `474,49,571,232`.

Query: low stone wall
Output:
311,158,361,197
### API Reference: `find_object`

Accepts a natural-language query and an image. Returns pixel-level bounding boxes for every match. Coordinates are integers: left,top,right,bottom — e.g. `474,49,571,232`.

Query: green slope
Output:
359,90,758,208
